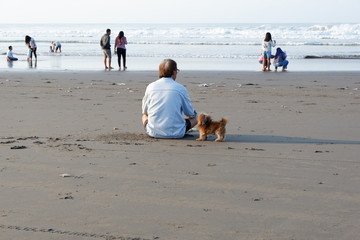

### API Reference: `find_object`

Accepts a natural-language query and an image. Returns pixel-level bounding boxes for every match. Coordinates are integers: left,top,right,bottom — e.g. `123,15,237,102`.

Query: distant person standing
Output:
100,29,113,70
114,31,128,71
6,46,18,61
260,32,276,71
25,35,37,60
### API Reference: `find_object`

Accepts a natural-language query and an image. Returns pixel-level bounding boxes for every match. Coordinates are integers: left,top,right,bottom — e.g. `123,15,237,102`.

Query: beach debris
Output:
113,127,119,130
59,173,72,178
10,146,27,150
244,83,259,86
252,197,263,202
186,144,204,147
245,147,265,151
198,83,209,87
49,137,61,142
59,192,74,200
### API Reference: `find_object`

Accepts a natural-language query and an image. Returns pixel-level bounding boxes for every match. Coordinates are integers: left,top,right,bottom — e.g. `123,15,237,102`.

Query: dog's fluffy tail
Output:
219,118,228,125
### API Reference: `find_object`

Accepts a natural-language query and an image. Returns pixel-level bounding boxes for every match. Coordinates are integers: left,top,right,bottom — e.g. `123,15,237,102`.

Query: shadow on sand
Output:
184,133,360,145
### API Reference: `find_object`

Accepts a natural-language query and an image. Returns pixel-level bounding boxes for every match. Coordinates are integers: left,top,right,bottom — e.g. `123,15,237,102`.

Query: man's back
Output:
142,77,196,138
101,34,110,49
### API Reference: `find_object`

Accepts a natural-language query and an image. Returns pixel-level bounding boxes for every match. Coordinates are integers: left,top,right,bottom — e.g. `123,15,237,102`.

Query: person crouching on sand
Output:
274,47,289,72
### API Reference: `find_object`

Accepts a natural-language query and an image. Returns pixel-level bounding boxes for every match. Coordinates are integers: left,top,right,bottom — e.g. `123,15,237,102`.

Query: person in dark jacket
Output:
100,29,113,70
274,47,289,72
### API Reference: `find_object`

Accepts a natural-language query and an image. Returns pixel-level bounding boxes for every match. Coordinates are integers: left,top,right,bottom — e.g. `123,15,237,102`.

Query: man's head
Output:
106,29,111,35
159,59,178,79
8,46,13,50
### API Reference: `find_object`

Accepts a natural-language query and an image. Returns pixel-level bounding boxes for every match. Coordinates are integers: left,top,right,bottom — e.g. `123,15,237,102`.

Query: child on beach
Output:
27,45,33,61
50,42,55,52
261,32,276,71
6,46,18,61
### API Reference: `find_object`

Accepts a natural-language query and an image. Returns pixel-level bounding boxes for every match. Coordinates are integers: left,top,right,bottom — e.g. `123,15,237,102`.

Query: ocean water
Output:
1,23,360,71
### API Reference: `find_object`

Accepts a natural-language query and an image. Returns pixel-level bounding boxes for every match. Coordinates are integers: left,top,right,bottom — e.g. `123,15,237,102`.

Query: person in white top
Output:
261,32,276,71
25,35,37,60
142,59,198,138
6,46,18,61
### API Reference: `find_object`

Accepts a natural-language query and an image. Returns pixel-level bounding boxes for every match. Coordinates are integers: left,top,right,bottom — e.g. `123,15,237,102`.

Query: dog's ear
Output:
200,114,206,125
197,114,202,124
204,115,211,125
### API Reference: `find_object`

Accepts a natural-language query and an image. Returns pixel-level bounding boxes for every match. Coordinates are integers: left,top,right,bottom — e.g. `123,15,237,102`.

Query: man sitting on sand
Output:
6,46,18,62
142,59,198,138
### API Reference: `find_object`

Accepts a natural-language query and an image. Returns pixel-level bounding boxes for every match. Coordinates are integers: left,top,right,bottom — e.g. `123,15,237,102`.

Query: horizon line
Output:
0,22,359,25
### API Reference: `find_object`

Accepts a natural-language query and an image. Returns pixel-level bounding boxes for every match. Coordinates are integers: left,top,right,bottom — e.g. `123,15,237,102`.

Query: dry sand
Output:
0,70,359,240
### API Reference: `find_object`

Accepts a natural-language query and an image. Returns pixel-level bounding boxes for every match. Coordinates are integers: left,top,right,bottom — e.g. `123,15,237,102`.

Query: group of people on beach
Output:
6,35,38,63
100,28,128,71
6,36,38,67
5,30,288,72
3,30,289,140
142,33,289,140
259,32,289,72
50,41,62,53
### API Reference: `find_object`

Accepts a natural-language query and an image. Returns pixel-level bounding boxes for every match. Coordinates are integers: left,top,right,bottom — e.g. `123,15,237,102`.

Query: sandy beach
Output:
0,70,359,240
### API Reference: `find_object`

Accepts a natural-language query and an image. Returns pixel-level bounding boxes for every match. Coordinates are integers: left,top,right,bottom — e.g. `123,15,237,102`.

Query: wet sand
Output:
1,70,360,240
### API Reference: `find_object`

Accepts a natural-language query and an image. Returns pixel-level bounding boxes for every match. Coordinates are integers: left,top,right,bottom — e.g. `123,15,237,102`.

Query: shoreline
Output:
2,55,360,72
1,70,359,239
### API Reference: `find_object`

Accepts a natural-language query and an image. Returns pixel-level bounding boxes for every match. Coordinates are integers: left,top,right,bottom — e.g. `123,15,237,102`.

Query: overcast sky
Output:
1,0,359,24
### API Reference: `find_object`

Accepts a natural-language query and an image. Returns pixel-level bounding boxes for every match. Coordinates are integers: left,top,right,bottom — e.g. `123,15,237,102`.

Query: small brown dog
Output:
196,113,228,142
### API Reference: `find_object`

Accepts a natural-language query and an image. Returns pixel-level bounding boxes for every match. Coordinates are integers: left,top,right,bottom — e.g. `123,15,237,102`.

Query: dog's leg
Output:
196,132,207,141
214,136,224,142
214,130,225,142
